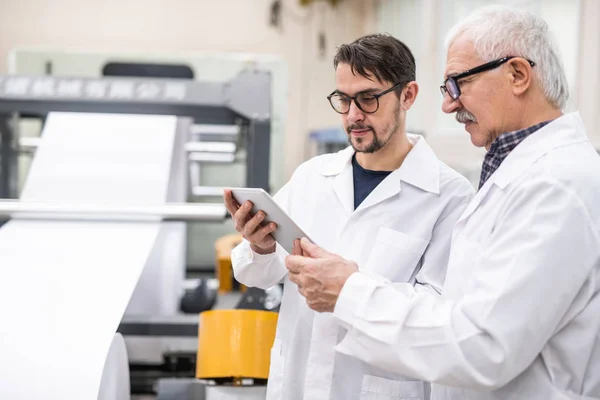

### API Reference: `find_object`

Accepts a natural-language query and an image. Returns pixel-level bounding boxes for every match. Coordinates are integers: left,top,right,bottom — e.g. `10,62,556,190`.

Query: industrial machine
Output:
8,47,288,270
0,66,281,397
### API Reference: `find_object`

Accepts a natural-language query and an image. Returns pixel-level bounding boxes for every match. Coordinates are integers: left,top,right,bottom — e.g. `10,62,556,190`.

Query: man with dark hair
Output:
223,33,474,400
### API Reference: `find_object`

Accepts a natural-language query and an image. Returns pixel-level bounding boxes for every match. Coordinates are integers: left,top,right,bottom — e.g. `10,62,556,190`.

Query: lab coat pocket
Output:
265,339,285,400
365,228,429,281
360,375,424,399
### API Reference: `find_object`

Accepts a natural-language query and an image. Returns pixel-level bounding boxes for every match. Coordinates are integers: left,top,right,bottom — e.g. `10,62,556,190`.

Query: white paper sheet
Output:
19,112,177,204
0,112,178,399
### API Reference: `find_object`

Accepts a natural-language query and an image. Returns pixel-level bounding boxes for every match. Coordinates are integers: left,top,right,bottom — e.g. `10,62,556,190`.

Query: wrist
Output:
250,243,276,255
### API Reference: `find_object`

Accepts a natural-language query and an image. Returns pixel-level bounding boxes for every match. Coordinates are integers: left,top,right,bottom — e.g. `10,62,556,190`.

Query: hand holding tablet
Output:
223,187,315,254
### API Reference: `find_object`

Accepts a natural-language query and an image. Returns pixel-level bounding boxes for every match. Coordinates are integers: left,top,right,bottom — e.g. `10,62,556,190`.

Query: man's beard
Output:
347,108,401,153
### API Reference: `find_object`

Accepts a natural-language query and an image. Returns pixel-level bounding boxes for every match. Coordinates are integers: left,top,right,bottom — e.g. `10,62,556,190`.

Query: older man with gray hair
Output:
285,5,600,399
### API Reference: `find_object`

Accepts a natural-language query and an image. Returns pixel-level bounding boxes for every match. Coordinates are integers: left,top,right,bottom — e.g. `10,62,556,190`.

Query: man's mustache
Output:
347,124,373,133
456,110,477,123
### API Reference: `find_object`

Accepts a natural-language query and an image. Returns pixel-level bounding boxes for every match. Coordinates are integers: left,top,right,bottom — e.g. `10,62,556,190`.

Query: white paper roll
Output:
98,333,130,400
0,112,179,399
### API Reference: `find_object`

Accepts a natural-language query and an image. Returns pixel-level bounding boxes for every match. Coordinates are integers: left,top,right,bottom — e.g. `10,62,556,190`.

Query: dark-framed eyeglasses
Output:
327,81,405,114
440,56,535,100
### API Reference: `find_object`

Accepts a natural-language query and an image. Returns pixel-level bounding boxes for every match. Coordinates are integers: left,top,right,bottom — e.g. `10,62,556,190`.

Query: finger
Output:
292,239,301,256
243,211,266,237
222,189,240,216
298,286,309,299
300,237,331,258
307,299,321,312
257,221,277,238
285,255,309,274
233,201,254,230
307,298,326,312
247,219,276,244
288,271,302,287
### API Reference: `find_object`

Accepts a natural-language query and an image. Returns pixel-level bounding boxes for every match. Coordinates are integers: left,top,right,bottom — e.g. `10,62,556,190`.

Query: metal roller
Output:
0,199,228,222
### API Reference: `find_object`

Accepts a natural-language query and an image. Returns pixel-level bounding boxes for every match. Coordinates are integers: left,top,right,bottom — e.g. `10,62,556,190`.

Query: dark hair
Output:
333,33,416,93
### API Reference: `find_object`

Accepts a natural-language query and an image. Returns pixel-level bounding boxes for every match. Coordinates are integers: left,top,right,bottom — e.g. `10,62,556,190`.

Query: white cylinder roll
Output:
98,333,131,400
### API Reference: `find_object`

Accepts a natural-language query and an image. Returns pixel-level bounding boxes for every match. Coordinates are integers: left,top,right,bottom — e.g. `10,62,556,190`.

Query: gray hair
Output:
444,5,569,110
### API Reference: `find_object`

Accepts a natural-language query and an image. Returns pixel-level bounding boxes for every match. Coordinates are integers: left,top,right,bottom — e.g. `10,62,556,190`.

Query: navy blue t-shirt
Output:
352,154,392,209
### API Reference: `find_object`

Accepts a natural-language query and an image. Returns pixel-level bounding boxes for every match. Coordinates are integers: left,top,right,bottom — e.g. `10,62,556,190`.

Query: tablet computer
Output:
229,187,316,254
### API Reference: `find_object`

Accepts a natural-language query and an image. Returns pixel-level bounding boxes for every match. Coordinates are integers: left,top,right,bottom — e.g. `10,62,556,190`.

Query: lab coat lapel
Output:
332,164,355,217
455,179,494,225
318,146,356,217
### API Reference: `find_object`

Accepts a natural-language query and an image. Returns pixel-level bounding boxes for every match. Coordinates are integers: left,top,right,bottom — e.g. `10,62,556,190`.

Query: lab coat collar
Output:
398,134,441,194
489,111,588,189
317,133,440,195
457,111,588,225
318,146,355,177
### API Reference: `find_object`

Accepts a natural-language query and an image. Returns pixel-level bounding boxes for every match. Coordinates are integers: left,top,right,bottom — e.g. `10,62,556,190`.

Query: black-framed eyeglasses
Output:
440,56,535,100
327,82,405,114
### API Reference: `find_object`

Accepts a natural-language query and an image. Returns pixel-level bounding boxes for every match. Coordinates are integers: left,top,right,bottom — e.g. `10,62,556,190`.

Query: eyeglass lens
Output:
445,79,460,99
329,93,379,114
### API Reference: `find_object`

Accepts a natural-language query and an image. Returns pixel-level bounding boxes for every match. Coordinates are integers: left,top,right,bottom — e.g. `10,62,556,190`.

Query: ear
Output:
508,58,533,96
401,81,419,110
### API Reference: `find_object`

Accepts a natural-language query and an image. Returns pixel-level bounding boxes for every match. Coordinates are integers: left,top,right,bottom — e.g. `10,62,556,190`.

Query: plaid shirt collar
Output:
478,120,553,189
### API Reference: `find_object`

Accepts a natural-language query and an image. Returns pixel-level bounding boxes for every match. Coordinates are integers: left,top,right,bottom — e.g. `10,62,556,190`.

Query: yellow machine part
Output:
214,233,246,294
196,309,278,380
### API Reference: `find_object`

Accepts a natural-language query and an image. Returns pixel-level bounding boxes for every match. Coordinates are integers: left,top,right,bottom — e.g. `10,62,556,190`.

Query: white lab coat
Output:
231,134,474,400
333,112,600,399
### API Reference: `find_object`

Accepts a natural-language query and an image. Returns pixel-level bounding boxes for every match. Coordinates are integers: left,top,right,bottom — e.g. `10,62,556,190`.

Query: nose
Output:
441,94,462,114
347,100,365,124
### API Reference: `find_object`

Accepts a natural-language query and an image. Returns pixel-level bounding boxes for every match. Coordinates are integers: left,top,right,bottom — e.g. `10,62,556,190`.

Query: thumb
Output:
300,237,330,258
